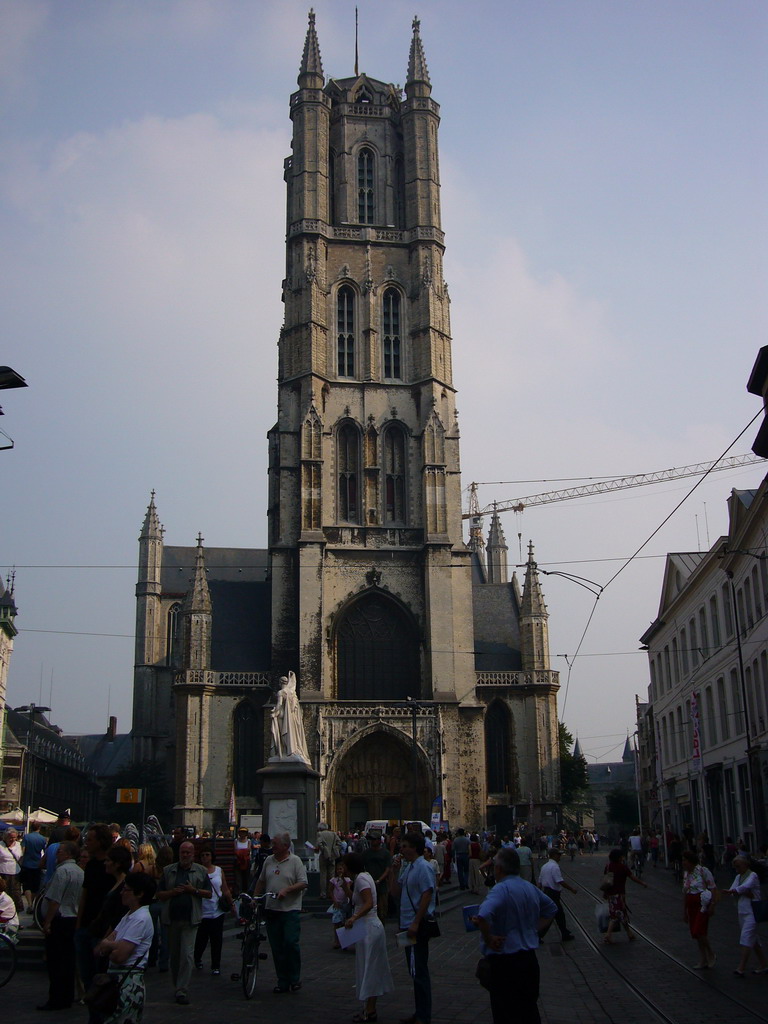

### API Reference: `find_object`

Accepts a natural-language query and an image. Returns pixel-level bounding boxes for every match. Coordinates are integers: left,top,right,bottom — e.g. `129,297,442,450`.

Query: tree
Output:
558,722,588,805
605,787,638,831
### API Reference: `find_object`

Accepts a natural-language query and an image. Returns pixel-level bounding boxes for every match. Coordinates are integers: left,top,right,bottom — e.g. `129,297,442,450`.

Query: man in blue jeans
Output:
389,832,436,1024
452,828,471,890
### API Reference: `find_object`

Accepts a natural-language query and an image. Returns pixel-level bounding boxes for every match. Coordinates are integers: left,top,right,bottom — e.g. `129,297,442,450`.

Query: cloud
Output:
0,0,48,111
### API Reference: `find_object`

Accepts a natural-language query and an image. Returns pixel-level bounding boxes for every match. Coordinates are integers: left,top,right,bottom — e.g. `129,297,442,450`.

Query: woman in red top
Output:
602,848,647,943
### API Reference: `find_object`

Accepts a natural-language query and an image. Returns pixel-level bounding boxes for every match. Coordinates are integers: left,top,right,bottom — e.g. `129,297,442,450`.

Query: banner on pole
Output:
116,788,142,804
690,691,701,761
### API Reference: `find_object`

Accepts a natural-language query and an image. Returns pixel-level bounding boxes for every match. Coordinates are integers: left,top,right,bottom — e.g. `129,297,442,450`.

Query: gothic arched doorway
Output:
328,729,432,830
485,699,513,797
335,592,420,700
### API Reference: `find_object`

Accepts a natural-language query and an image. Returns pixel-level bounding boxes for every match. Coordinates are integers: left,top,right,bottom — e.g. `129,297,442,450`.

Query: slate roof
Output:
472,581,523,670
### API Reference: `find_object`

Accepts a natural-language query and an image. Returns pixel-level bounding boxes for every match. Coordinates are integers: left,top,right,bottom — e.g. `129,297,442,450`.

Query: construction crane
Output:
463,453,766,523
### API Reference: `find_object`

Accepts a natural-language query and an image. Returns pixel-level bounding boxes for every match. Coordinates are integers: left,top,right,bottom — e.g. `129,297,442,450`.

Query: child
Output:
0,878,19,940
328,859,351,948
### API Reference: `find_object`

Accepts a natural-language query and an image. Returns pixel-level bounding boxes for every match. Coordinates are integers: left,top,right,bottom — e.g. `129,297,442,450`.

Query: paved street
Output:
8,854,768,1024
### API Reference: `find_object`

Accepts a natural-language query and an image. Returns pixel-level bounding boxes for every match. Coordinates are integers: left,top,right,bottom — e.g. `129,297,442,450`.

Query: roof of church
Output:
68,732,132,777
162,545,270,670
472,580,523,670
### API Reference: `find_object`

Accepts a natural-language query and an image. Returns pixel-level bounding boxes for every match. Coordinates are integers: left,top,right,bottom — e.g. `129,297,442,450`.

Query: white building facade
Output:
640,482,768,851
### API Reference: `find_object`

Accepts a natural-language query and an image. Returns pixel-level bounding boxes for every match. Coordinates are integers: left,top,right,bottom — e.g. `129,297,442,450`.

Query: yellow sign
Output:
116,788,142,804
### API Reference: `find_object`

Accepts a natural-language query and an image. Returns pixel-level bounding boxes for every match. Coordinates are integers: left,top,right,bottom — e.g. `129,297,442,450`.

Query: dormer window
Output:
358,148,375,224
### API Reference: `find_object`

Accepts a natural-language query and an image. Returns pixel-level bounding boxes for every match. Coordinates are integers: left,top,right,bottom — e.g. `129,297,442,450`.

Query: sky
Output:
2,0,767,767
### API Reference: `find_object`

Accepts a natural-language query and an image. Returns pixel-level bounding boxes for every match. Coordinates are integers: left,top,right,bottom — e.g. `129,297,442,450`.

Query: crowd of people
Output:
0,812,765,1024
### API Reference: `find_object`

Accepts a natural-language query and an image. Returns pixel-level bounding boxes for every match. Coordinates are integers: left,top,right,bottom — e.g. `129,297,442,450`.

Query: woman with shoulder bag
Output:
342,852,393,1022
92,873,156,1024
682,850,717,969
193,846,234,975
0,829,23,912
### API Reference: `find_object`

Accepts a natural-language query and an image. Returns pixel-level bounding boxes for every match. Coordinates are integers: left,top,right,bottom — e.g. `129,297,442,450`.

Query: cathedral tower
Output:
268,14,482,827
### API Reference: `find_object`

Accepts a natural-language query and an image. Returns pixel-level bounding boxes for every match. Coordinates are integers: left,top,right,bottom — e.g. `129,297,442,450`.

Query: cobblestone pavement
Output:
9,854,768,1024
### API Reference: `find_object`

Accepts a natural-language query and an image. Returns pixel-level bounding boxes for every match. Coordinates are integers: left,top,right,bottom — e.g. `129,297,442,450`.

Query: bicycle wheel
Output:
32,887,47,932
0,933,18,987
241,931,258,999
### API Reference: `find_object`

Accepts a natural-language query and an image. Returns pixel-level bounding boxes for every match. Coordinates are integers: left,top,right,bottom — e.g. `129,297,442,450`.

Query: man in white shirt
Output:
254,830,307,993
537,848,576,942
39,841,84,1010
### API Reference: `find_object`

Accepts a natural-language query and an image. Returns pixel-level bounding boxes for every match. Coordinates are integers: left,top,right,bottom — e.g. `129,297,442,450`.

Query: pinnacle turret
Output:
298,9,324,88
405,16,431,98
486,510,509,584
185,534,212,616
622,736,634,762
520,541,547,618
140,490,162,540
573,737,583,759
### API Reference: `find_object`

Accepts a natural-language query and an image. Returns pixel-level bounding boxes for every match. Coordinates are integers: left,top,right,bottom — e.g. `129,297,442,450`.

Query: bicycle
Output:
0,929,18,987
230,892,274,999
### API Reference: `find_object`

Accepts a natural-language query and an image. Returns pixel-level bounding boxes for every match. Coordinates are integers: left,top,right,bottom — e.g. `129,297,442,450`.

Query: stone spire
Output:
520,542,547,617
622,736,634,763
298,9,324,89
520,541,550,671
185,533,212,616
573,737,583,759
486,509,509,584
140,490,162,540
182,534,212,671
405,15,431,98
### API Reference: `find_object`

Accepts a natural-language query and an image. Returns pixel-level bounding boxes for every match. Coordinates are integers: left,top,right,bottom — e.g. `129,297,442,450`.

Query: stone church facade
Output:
131,15,561,833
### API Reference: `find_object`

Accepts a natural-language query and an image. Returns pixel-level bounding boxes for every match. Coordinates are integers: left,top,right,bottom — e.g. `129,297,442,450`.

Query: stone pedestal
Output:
257,759,320,856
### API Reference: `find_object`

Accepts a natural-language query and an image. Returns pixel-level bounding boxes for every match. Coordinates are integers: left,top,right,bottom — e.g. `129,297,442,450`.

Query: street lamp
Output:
0,366,28,451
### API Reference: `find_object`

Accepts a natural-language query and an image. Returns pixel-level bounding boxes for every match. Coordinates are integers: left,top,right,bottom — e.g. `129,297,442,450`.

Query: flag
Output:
228,784,237,824
690,691,701,761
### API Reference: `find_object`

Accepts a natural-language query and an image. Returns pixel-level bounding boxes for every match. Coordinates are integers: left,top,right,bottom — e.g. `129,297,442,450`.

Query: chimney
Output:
107,716,117,741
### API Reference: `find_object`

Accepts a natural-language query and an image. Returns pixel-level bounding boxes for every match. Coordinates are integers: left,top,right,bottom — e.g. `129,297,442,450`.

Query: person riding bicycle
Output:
628,828,644,874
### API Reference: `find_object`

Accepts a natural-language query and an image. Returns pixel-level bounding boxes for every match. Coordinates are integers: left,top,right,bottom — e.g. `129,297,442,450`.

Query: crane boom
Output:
463,453,765,519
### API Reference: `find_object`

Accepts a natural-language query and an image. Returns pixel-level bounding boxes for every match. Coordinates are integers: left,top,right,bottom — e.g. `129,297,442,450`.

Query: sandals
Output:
352,1014,377,1022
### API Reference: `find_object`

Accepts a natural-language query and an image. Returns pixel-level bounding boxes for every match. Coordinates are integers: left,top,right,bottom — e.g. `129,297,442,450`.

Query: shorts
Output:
19,867,42,893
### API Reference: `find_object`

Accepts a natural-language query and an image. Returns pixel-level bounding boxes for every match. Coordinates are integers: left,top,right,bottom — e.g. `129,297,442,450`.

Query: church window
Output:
485,700,512,795
337,286,355,377
383,426,406,523
329,148,336,224
357,148,375,224
233,700,262,799
338,423,360,523
336,594,420,700
394,157,405,229
166,603,181,666
383,289,402,379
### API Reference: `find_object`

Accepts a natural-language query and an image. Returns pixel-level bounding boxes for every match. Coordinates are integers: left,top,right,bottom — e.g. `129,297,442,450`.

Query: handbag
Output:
475,955,492,990
84,955,143,1016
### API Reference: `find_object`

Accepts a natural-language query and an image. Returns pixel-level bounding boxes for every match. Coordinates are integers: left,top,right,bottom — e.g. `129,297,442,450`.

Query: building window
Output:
394,157,405,229
723,583,734,637
357,147,375,224
698,608,709,658
671,637,680,683
337,286,355,377
383,289,402,379
383,426,406,523
664,646,671,689
680,628,689,675
731,668,744,732
336,594,420,700
485,700,512,794
705,686,716,747
717,676,730,740
338,423,360,523
689,619,699,668
709,595,721,649
753,566,763,619
166,603,181,666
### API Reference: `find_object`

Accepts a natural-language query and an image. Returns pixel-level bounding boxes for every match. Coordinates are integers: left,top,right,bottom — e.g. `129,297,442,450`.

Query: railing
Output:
175,671,271,687
475,670,559,688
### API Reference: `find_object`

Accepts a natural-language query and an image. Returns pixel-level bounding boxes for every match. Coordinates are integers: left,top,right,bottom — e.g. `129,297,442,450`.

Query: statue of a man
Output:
269,671,311,765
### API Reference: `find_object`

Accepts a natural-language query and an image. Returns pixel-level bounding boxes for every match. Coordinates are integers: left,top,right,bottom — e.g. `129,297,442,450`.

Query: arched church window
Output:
166,602,181,666
336,594,420,700
357,148,375,224
233,700,262,798
329,148,336,224
383,425,406,524
485,700,512,794
338,423,360,523
394,157,405,229
337,286,355,378
383,289,402,380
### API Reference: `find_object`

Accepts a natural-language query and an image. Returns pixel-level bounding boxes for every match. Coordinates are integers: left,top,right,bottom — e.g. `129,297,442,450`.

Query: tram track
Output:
561,884,768,1024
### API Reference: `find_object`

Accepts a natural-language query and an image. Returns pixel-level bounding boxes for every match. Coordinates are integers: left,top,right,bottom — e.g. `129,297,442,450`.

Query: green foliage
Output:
96,759,173,827
605,787,638,830
558,722,589,806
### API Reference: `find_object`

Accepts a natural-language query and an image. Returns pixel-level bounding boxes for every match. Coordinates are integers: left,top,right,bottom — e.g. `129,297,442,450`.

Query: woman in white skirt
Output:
342,852,393,1023
727,855,768,976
